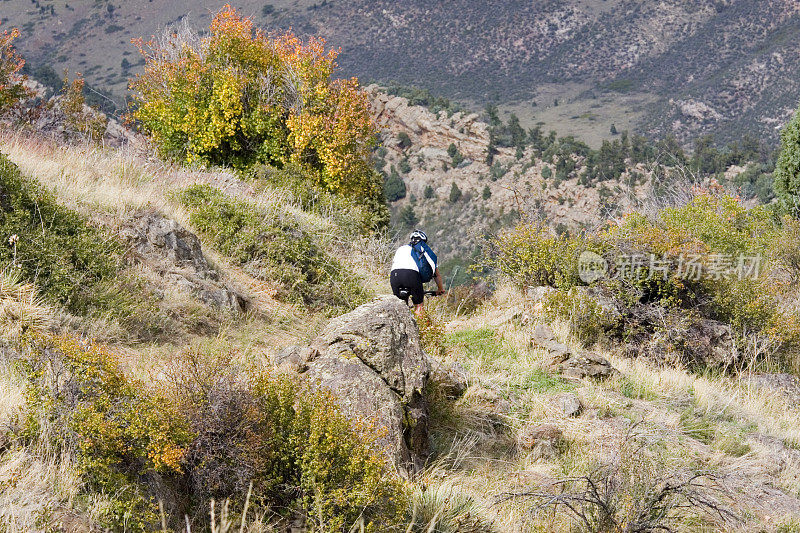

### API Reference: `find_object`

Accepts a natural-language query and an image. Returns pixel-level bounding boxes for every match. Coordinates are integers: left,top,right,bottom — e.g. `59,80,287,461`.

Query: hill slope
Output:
5,0,800,146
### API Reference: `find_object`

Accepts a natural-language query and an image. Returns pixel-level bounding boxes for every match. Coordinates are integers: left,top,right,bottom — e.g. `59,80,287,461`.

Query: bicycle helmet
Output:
409,229,428,245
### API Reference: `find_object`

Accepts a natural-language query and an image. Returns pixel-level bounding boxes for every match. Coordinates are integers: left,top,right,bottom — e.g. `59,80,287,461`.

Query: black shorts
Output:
390,269,424,305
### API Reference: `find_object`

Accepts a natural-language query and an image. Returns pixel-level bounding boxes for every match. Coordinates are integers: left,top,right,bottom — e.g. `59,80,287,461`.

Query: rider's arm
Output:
434,268,445,295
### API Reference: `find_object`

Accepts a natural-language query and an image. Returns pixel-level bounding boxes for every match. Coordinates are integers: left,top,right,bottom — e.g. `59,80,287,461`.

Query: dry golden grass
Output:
420,284,800,531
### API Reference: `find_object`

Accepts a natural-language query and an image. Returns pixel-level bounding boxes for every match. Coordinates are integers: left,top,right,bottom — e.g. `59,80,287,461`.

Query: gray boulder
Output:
120,210,212,275
531,324,571,359
119,210,248,312
559,351,618,380
429,359,468,399
532,324,618,379
554,392,583,417
301,297,431,474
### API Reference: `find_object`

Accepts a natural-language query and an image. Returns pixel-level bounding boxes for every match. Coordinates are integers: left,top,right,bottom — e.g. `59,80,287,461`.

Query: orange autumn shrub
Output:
0,24,29,112
130,5,385,222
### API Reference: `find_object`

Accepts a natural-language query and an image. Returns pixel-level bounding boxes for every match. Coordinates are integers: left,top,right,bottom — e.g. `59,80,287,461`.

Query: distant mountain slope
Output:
5,0,800,145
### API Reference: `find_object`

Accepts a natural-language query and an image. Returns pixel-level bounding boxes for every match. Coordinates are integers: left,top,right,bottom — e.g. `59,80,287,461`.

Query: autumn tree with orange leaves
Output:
130,6,386,224
0,24,28,112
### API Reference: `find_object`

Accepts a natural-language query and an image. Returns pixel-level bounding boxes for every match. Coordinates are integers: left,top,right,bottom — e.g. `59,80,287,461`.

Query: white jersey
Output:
391,244,436,273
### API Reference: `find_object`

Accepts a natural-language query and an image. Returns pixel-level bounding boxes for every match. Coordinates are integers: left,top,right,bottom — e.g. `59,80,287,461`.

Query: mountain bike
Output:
397,289,441,306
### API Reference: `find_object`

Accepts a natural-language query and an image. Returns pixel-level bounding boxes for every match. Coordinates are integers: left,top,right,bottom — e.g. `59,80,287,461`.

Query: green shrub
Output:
19,333,191,532
447,143,464,167
398,157,412,174
493,188,800,367
398,131,412,149
448,182,462,203
384,169,407,202
0,155,167,340
542,288,614,346
0,154,120,311
489,162,506,181
605,190,790,337
20,334,406,531
399,204,419,227
774,104,800,216
171,348,406,530
492,222,585,290
176,184,372,313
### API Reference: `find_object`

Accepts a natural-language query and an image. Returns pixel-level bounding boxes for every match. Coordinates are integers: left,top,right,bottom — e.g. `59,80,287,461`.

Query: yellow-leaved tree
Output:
130,5,386,226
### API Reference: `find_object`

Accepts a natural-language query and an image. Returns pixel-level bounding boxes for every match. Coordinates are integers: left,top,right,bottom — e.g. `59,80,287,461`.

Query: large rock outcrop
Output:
276,297,431,474
119,210,248,313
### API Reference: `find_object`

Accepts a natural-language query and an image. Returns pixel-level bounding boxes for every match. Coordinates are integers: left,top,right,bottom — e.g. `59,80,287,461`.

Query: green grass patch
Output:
445,327,574,394
678,404,754,457
512,367,575,394
616,376,660,401
604,78,636,93
445,327,517,366
176,184,372,313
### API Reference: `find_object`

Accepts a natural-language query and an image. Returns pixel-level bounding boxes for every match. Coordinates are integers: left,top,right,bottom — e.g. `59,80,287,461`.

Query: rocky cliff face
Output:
370,89,650,272
369,86,490,162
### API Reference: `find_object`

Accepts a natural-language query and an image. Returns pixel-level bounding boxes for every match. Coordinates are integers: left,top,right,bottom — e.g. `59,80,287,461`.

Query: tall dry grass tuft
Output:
0,269,52,341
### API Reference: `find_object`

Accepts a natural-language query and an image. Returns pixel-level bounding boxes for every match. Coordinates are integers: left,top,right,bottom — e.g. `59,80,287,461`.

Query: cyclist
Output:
390,229,445,317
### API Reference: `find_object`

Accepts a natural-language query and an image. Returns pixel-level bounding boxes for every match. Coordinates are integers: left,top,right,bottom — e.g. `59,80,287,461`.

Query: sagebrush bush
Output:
176,183,372,313
167,347,406,531
508,437,731,531
130,5,386,226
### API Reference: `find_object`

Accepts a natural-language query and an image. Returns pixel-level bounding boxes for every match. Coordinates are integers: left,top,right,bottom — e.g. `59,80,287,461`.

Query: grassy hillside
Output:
3,5,800,530
2,135,800,531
